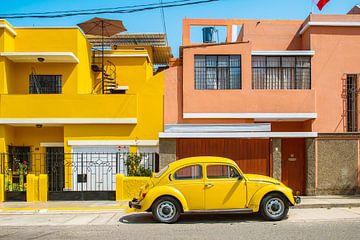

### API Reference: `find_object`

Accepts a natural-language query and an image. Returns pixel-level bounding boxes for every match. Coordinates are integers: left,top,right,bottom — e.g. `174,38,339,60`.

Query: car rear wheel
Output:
260,193,289,221
152,196,181,223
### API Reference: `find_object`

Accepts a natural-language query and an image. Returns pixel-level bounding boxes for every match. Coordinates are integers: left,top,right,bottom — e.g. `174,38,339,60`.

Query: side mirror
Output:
238,175,244,181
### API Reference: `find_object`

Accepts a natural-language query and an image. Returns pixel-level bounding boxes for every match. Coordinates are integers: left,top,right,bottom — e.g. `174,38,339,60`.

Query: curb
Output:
293,203,360,209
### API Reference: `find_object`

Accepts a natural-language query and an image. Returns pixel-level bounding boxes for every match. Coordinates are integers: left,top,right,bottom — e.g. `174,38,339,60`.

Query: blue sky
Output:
1,0,359,56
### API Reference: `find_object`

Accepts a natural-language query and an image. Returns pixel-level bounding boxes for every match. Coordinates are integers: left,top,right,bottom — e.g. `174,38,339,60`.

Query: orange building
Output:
160,7,360,195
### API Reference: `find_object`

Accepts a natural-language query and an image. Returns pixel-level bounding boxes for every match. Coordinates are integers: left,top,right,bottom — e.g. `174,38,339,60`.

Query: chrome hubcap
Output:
157,201,176,221
266,198,284,217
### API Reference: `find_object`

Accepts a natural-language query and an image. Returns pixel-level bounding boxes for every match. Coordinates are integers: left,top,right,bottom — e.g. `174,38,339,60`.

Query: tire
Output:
259,193,289,221
152,196,181,223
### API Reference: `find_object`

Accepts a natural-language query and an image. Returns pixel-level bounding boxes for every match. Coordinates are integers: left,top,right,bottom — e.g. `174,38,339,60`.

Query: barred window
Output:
29,75,62,94
195,55,241,90
252,56,311,89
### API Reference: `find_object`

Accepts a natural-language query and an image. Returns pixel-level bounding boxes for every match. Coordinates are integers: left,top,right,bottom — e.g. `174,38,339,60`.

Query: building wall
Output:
317,138,359,194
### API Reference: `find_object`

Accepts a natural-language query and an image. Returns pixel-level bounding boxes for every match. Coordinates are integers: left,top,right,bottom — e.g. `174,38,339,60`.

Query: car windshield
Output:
155,165,169,178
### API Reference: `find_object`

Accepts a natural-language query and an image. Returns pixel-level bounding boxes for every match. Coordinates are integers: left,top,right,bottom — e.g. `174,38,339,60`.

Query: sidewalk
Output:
0,195,360,213
294,195,360,209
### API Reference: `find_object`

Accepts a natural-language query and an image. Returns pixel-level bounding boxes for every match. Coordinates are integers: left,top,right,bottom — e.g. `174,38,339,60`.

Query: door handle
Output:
205,183,214,189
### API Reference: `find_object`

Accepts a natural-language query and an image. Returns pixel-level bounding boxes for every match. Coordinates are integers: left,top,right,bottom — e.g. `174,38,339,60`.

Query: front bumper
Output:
294,196,301,204
128,198,141,209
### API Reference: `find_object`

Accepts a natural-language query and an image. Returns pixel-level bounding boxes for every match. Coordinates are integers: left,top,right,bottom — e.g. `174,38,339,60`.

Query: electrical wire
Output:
0,0,219,19
0,0,196,16
159,0,169,46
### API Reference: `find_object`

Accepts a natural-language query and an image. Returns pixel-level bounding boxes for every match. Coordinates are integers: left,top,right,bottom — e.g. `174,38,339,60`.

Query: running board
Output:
186,208,253,214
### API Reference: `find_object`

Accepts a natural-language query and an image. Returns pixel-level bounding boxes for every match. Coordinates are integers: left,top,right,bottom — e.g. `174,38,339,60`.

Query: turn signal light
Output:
142,192,147,198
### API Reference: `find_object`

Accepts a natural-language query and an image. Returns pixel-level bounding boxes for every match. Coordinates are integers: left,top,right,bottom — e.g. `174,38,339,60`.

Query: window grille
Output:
194,55,241,90
346,74,358,132
252,56,311,89
29,75,62,94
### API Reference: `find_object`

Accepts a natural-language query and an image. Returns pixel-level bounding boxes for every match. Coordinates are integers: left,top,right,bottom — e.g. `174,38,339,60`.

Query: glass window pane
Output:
230,68,241,89
218,56,229,67
195,68,206,89
174,165,202,180
207,165,240,179
206,56,217,67
206,68,217,89
282,57,295,67
267,57,281,67
252,56,266,68
195,55,206,67
296,57,310,68
230,56,241,67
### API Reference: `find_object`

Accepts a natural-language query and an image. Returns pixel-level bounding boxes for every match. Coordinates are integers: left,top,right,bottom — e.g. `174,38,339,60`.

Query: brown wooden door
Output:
281,138,305,195
177,139,270,176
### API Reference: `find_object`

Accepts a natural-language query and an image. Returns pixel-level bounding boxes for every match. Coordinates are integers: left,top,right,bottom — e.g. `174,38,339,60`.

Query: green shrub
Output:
125,153,152,177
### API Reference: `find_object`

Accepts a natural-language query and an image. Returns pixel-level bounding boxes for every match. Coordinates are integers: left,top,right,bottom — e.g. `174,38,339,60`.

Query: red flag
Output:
313,0,330,11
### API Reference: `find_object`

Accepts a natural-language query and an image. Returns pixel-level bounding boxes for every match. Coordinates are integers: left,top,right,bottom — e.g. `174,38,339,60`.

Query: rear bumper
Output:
128,198,141,209
294,196,301,205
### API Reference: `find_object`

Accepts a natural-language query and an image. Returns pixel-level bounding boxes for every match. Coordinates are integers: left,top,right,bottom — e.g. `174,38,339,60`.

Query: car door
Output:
204,163,247,210
167,164,205,210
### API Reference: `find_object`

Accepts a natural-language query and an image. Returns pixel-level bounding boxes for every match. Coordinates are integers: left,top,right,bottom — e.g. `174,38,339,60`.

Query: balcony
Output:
0,94,137,124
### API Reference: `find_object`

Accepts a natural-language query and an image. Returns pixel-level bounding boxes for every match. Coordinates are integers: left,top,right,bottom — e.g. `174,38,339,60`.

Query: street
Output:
0,208,360,240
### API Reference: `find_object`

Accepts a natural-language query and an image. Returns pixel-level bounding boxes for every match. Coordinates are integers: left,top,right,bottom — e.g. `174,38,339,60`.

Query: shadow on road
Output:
119,212,272,224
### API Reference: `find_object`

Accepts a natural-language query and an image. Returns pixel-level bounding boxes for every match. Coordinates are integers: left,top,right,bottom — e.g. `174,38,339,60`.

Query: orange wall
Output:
165,16,360,133
181,43,315,115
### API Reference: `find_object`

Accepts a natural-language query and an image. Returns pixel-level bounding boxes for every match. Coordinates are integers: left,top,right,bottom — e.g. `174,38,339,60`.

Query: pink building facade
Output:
161,8,360,195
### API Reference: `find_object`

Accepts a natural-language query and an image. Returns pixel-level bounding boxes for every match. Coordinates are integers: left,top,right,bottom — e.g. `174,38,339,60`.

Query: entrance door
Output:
46,147,65,192
281,138,305,195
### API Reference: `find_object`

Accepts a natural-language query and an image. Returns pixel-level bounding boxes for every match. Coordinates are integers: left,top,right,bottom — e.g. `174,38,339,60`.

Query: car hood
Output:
244,174,280,185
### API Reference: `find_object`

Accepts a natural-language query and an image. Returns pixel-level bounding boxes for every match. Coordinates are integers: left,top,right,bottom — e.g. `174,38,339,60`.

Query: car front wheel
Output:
260,193,289,221
152,196,181,223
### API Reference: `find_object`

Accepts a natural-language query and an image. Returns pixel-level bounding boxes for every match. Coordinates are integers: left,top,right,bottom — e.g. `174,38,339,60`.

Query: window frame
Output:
172,164,203,181
205,164,241,180
252,55,311,90
194,55,242,90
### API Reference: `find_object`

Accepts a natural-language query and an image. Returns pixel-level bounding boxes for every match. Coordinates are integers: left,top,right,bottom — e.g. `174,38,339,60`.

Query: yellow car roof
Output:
169,156,235,169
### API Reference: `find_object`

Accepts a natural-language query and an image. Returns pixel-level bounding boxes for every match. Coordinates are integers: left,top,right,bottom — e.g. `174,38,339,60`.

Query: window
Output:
347,74,358,132
206,165,240,179
252,56,311,89
174,165,202,180
29,75,62,94
195,55,241,90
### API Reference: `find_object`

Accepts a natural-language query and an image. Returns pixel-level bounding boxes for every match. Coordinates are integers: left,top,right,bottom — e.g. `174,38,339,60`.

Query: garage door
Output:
176,139,270,176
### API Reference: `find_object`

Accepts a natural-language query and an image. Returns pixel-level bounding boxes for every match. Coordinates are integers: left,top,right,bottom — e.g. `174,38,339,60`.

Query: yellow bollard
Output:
0,174,4,202
116,174,124,201
39,174,48,202
26,174,39,202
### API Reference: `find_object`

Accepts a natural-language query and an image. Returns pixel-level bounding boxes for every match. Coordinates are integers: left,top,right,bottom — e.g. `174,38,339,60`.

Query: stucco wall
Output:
317,139,359,194
159,138,176,169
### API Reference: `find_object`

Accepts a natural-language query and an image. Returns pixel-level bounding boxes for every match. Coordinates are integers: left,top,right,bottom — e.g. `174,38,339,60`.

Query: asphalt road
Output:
1,209,360,240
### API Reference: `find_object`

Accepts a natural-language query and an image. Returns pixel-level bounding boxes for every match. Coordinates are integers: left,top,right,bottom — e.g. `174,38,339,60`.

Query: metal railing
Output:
0,152,159,192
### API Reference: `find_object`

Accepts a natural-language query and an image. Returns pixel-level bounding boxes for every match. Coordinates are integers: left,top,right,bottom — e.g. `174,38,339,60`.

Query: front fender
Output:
138,185,189,212
248,184,295,212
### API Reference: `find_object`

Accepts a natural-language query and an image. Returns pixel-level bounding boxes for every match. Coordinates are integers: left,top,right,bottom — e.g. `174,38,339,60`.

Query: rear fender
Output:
139,185,189,212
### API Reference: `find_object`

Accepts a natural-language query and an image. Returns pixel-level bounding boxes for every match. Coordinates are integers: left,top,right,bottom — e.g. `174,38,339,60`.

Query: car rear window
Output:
174,165,202,180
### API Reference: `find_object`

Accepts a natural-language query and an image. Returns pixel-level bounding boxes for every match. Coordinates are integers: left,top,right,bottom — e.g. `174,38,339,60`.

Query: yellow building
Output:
0,19,170,201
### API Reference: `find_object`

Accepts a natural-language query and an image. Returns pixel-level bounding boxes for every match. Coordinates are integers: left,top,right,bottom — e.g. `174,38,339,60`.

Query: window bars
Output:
194,55,241,90
252,56,311,90
29,75,62,94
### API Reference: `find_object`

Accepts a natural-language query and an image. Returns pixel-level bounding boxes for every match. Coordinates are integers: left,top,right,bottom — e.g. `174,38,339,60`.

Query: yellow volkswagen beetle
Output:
129,156,300,223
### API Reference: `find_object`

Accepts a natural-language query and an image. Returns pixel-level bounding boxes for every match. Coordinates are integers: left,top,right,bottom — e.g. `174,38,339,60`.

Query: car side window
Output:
206,165,240,179
173,165,202,180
